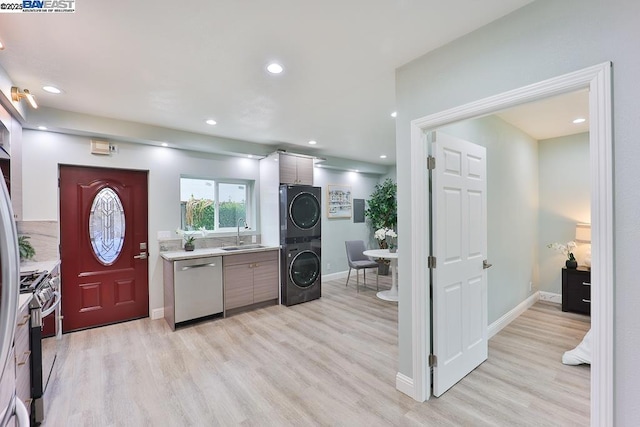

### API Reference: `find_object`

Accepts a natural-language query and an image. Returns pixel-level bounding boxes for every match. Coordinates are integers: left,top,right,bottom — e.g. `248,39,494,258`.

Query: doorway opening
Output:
406,62,613,425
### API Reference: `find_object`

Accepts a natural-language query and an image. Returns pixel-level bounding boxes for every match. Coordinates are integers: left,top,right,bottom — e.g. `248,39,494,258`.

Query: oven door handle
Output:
41,291,61,318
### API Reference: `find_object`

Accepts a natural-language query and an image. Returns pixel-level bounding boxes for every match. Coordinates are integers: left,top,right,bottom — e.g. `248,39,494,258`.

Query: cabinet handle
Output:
17,314,30,327
582,282,591,286
181,263,216,270
17,350,31,366
582,299,591,303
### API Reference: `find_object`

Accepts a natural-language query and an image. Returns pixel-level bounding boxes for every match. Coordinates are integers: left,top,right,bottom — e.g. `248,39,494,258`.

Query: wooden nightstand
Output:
562,267,591,315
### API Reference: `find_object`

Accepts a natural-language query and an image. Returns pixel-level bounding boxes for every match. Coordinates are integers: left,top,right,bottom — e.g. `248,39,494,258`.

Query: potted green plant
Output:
365,179,397,273
183,235,196,252
18,235,36,261
548,241,578,269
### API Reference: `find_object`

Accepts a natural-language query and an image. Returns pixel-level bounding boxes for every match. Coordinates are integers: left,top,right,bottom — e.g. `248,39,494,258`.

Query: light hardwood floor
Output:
42,275,590,426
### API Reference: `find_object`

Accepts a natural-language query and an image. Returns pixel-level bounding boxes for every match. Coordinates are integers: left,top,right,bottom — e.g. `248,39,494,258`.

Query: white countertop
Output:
20,259,61,275
161,245,280,261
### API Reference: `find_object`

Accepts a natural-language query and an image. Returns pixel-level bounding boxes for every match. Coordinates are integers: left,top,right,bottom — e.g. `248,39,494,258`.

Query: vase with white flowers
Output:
375,228,398,253
548,241,578,269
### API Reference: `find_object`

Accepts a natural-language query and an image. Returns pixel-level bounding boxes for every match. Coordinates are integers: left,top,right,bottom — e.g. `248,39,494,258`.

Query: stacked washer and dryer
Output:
279,185,322,306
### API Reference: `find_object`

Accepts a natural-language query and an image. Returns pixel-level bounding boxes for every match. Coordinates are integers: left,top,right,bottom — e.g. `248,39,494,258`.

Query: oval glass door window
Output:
290,192,320,230
89,187,125,265
290,251,320,288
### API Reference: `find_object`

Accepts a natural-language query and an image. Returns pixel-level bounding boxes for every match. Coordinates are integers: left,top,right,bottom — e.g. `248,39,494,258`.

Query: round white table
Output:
363,249,398,302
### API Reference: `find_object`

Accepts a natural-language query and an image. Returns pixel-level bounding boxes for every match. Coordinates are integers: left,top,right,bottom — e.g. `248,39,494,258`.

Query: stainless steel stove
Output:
20,268,62,425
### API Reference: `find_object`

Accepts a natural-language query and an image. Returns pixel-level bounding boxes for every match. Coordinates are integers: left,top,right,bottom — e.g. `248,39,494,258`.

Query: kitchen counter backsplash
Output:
158,234,262,252
17,220,59,262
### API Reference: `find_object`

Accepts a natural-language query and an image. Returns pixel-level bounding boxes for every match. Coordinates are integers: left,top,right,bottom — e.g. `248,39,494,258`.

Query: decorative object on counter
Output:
176,228,197,251
18,235,36,260
548,241,577,269
183,235,196,251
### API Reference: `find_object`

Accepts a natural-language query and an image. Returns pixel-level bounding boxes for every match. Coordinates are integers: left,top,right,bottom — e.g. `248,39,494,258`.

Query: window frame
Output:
180,176,255,234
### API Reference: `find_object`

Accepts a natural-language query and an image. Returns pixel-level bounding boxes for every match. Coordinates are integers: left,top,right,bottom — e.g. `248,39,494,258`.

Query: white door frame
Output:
406,62,613,426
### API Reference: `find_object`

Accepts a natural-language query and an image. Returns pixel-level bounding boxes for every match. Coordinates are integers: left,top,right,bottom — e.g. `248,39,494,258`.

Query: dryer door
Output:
289,192,320,230
289,250,320,288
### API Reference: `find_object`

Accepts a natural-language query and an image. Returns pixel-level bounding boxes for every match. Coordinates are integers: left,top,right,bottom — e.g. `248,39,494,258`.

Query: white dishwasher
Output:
174,256,223,323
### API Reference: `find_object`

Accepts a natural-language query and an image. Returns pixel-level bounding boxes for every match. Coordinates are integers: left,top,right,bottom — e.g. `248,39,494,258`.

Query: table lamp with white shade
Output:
575,222,591,268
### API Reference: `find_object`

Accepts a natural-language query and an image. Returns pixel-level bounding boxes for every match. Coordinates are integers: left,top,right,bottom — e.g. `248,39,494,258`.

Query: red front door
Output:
59,165,149,332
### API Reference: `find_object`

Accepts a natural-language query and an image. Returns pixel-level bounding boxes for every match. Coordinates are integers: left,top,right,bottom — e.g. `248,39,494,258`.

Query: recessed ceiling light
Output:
37,125,47,131
267,62,284,74
391,111,397,118
42,85,62,94
573,117,586,124
161,142,168,147
0,40,4,50
308,140,317,145
206,119,217,126
380,154,387,159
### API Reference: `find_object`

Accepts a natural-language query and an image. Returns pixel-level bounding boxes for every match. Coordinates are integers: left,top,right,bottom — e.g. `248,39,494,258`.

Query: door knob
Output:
134,252,148,260
483,260,493,269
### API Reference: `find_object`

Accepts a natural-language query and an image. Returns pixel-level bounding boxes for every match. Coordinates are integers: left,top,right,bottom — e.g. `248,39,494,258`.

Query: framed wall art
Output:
327,185,352,219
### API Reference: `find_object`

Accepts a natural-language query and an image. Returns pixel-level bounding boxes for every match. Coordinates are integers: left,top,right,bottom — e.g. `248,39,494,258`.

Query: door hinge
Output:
427,155,436,170
429,354,438,367
428,256,436,269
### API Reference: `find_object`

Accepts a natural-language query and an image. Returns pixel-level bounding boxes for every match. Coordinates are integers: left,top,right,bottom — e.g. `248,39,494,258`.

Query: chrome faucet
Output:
237,218,248,246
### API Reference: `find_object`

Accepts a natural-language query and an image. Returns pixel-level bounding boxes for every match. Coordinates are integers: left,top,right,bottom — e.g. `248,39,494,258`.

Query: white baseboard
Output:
151,308,164,320
488,292,540,339
538,291,562,304
322,270,349,282
396,372,415,398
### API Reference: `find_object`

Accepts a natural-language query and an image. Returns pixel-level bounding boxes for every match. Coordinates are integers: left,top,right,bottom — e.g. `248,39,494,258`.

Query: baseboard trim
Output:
151,308,164,320
322,270,349,282
538,291,562,304
488,292,540,339
396,372,415,398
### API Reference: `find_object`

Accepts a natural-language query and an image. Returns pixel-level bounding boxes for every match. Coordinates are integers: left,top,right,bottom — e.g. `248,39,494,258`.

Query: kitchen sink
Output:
221,244,267,251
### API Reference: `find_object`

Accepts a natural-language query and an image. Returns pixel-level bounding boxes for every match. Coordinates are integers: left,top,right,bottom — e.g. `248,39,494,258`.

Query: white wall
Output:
396,0,640,422
440,116,538,324
538,133,590,294
21,129,389,314
22,129,262,314
313,167,381,275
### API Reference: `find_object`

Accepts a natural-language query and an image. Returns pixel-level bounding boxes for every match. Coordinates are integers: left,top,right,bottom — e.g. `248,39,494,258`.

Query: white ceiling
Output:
497,90,589,140
0,1,538,166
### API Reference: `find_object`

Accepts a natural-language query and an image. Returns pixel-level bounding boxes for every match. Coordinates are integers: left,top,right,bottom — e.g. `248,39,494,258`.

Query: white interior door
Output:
431,131,488,397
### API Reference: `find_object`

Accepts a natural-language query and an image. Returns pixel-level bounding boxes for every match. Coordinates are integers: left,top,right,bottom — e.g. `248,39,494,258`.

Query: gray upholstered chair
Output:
345,240,379,293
